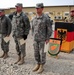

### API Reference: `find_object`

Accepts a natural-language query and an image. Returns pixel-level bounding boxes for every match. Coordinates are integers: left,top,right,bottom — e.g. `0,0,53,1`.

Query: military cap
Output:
15,3,23,7
0,9,4,12
35,3,44,8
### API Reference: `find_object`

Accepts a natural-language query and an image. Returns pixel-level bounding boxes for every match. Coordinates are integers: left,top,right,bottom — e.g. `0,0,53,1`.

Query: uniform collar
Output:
14,11,23,16
36,13,43,19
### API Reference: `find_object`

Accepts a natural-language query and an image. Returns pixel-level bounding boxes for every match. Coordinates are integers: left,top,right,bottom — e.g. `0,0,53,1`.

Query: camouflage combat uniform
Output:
31,13,52,65
0,15,12,53
9,12,30,57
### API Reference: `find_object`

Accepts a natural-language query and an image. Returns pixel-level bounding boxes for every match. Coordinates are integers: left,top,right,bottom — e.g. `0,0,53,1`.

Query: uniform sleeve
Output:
30,20,34,36
46,17,52,40
6,17,12,36
22,15,30,35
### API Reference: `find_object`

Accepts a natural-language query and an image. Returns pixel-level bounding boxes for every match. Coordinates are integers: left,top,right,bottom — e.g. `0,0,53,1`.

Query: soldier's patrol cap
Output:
15,3,23,7
0,9,4,12
35,3,44,8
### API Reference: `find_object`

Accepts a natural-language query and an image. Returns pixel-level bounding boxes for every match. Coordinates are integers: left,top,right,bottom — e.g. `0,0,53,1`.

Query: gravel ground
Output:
0,28,74,75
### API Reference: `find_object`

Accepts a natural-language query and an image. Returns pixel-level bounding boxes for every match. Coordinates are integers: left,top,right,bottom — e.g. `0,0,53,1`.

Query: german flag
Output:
54,22,74,53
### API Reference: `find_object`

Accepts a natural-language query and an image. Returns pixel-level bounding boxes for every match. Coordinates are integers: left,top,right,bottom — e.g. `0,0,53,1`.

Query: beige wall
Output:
5,6,74,22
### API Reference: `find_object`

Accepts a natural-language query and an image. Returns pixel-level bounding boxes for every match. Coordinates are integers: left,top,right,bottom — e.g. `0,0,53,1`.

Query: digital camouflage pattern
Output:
9,12,30,57
31,13,52,41
10,12,30,37
31,13,52,64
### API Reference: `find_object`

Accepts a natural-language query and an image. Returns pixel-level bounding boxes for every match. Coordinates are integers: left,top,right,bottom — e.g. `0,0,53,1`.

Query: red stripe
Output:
54,31,74,42
66,32,73,41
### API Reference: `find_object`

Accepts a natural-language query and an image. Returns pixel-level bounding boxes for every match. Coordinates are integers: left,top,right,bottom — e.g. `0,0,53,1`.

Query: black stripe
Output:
55,22,74,32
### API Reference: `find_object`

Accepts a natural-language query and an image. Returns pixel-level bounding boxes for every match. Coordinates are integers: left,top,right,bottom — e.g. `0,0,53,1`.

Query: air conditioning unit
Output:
24,12,28,15
54,16,58,20
58,16,62,19
54,16,63,20
29,12,33,15
49,12,53,15
44,12,49,15
64,12,69,16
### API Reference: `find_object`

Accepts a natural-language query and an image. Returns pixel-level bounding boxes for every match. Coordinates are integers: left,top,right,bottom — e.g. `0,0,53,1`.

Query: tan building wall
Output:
4,5,74,22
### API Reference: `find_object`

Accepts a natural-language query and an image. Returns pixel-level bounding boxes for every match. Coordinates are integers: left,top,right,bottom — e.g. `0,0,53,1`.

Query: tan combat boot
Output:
32,64,40,72
0,52,5,58
18,57,24,65
3,52,9,59
37,64,44,74
14,55,21,64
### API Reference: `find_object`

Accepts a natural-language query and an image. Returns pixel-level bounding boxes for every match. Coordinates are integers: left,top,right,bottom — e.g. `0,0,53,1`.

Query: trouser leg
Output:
39,41,46,65
34,41,46,65
14,37,21,56
19,43,26,58
34,41,40,64
1,37,9,53
14,37,25,65
0,34,9,59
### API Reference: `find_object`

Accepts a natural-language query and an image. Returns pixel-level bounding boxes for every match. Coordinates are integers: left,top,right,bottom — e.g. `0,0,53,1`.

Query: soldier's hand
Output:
22,35,27,40
46,40,49,44
6,35,9,37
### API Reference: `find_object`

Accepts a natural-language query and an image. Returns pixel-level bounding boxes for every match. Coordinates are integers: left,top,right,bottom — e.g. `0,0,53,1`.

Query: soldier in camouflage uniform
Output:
31,3,52,73
8,3,30,65
0,9,12,59
70,10,74,24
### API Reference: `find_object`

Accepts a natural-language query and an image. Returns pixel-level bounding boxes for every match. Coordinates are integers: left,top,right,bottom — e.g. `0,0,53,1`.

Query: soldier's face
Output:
36,8,43,14
16,6,22,12
0,12,4,16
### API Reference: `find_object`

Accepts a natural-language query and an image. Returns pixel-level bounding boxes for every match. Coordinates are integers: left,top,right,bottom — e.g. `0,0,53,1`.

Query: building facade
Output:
4,5,74,22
